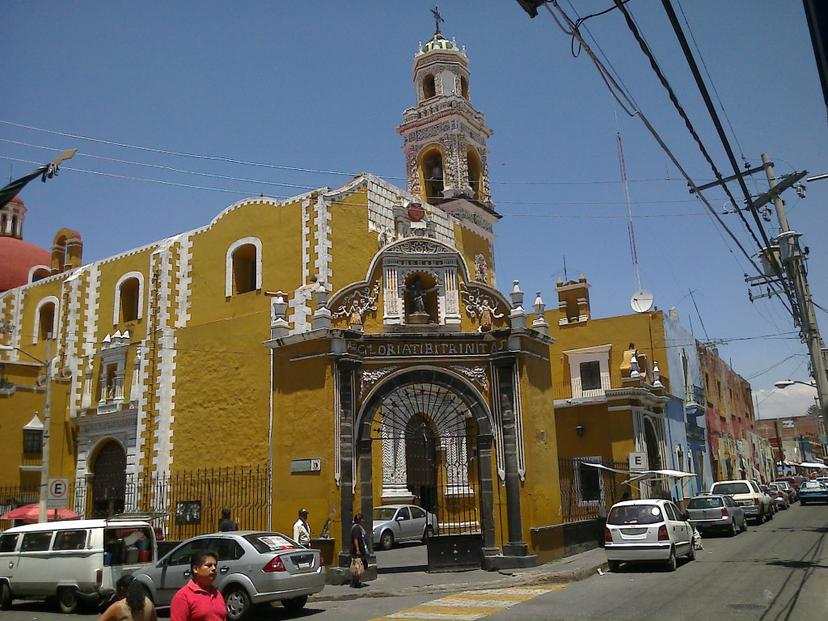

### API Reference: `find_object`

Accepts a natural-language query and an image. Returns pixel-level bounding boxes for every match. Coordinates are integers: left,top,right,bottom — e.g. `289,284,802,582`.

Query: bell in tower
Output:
398,12,500,232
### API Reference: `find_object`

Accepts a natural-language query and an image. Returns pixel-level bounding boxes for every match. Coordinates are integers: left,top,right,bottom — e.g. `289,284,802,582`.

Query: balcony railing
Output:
570,373,612,399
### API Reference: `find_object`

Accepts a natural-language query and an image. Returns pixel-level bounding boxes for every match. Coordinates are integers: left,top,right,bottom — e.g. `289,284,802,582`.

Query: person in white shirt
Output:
292,508,311,546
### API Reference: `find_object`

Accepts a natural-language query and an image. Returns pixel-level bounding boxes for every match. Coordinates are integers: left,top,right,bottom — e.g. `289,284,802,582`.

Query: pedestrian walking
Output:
218,508,238,532
98,575,156,621
170,550,226,621
349,512,369,588
292,508,311,546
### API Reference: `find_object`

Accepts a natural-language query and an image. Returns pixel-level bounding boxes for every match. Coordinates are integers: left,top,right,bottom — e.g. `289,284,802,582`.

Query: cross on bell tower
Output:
397,15,498,221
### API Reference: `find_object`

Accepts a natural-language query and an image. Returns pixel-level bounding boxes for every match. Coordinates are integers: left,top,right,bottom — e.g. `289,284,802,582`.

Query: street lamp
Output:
774,379,817,389
0,340,53,524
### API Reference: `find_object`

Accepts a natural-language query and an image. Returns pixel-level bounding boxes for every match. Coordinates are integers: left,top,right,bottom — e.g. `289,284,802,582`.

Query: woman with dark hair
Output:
99,575,156,621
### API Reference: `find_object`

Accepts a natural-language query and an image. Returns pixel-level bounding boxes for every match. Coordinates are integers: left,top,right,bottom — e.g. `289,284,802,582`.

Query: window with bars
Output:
23,429,43,455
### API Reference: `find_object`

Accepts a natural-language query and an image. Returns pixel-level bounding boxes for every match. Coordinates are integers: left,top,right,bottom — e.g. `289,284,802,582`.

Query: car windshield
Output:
687,497,723,509
802,481,825,489
243,532,299,553
607,504,664,525
712,482,750,495
373,507,398,521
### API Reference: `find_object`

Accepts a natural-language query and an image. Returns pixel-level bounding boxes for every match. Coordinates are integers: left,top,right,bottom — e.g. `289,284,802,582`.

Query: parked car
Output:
0,518,156,613
710,480,772,523
604,499,695,572
372,505,436,550
799,480,828,505
772,480,797,502
686,494,747,536
132,531,324,621
767,484,791,510
775,475,807,494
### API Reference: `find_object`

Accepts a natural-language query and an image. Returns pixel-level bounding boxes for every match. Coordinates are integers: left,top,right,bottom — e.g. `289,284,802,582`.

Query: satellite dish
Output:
630,289,654,313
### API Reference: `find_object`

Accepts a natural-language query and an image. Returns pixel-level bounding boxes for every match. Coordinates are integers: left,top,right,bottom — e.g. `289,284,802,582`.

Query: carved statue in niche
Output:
406,275,437,324
474,254,488,283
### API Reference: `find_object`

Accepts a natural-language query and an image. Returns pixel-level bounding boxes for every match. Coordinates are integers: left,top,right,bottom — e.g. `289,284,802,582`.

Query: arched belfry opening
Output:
466,147,484,201
422,73,437,100
419,147,445,203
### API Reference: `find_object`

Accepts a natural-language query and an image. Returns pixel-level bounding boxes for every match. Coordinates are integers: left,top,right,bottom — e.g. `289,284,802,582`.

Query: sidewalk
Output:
313,547,607,601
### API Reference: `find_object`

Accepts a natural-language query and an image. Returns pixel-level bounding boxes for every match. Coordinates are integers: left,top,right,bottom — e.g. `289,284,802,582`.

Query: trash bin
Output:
309,538,335,567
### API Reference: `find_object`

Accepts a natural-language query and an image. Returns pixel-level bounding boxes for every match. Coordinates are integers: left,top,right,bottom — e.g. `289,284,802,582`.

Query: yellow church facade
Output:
0,29,583,569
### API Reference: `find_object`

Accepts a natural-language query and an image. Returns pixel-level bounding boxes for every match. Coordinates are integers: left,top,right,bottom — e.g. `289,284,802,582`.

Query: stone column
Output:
477,433,497,553
496,358,527,556
359,438,375,558
337,359,358,567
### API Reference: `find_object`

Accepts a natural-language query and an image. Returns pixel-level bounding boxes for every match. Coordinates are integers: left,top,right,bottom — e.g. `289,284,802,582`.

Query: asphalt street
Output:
3,502,825,621
496,502,828,621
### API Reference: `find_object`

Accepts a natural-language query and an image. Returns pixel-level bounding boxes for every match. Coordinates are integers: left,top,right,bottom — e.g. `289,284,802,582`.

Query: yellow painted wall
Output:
330,188,377,292
270,339,337,537
452,223,494,287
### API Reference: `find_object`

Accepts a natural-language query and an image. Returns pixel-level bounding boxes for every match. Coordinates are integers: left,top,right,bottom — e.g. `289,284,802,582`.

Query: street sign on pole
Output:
47,478,69,509
629,452,648,472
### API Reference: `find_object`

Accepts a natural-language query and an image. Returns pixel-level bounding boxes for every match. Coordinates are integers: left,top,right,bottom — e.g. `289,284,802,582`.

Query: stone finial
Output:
270,291,290,339
630,351,641,379
652,361,663,388
531,292,549,336
510,280,524,307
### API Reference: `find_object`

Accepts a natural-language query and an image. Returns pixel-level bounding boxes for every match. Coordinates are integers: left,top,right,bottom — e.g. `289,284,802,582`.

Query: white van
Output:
0,518,156,613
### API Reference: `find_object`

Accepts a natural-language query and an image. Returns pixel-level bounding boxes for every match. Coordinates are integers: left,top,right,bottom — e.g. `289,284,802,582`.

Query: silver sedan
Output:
687,494,747,536
132,531,324,621
372,505,437,550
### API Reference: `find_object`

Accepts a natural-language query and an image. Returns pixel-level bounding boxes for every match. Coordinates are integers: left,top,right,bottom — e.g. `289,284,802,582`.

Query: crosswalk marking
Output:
372,585,566,621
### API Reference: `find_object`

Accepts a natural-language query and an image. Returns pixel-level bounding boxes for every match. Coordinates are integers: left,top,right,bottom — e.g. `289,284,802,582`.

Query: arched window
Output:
466,147,483,201
113,272,144,324
423,74,436,99
460,75,469,99
419,147,445,203
225,237,262,297
33,297,59,344
28,265,51,283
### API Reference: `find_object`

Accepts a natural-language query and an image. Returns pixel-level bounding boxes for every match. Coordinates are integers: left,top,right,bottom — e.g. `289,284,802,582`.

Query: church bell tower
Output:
398,16,499,229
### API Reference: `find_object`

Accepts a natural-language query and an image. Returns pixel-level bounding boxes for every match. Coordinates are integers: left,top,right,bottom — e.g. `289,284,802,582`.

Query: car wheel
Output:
607,560,621,572
664,548,677,572
687,541,696,561
422,525,434,543
0,582,11,610
380,530,394,550
57,587,79,614
224,587,251,621
767,507,774,520
281,596,308,612
730,520,738,537
741,517,748,532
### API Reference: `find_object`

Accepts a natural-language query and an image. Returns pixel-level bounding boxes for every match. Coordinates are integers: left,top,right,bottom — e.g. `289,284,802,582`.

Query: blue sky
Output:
3,1,826,418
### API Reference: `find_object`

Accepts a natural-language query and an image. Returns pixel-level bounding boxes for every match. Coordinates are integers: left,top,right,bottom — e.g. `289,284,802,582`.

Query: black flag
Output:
0,149,77,209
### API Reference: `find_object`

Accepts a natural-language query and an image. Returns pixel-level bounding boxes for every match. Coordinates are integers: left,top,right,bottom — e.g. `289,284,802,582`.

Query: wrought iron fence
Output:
558,458,628,524
1,466,270,540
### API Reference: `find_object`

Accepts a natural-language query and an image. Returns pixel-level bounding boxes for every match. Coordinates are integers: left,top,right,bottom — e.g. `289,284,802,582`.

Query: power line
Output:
540,2,793,318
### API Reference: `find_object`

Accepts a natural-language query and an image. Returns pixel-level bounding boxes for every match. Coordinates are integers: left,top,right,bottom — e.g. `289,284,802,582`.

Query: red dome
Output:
0,236,51,292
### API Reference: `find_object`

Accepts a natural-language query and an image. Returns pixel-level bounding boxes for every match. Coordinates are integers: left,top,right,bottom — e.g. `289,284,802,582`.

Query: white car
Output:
604,499,695,572
710,480,772,523
372,505,436,550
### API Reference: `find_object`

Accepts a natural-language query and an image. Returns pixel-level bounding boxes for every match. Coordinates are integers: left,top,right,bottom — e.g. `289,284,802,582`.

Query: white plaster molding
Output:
313,196,333,287
301,198,311,285
31,295,59,344
224,237,263,297
175,233,193,328
564,344,612,399
112,271,145,324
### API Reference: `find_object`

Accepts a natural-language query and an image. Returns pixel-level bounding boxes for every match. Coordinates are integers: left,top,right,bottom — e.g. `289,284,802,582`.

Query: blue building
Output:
663,309,714,498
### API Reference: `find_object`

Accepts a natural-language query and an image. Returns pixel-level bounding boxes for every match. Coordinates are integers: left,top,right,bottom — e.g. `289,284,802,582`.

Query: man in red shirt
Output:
170,550,226,621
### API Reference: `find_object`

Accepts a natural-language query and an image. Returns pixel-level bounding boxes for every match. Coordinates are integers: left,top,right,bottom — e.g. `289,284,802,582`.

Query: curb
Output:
310,560,608,602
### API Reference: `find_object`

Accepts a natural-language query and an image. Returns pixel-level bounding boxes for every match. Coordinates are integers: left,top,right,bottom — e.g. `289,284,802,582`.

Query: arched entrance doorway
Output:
90,440,127,517
643,418,664,498
352,368,496,567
